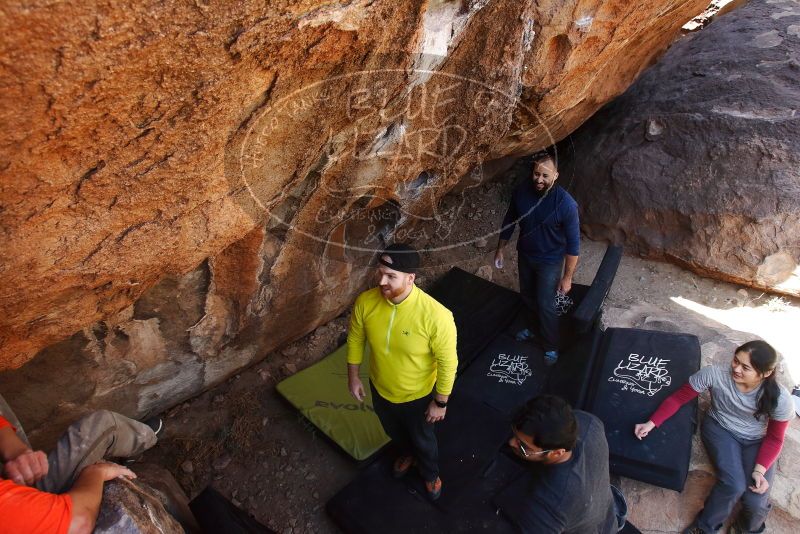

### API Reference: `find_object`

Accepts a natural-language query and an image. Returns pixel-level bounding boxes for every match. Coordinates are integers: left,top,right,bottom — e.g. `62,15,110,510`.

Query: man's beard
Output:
381,285,406,299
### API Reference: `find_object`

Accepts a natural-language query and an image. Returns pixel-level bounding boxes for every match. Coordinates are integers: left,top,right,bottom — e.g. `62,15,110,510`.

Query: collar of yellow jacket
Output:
383,284,419,308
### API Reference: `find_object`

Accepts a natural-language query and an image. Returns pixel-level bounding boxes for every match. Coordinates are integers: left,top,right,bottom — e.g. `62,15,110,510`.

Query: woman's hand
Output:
749,470,770,494
634,420,656,440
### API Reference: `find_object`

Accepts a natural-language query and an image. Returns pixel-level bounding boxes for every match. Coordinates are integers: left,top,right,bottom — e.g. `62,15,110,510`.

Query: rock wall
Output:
562,0,800,297
0,0,709,435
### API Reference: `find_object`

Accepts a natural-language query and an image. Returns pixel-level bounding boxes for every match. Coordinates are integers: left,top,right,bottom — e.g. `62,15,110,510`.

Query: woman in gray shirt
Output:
634,340,794,534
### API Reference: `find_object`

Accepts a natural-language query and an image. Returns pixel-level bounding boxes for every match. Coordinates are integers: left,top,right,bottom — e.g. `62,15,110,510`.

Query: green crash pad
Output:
275,344,389,461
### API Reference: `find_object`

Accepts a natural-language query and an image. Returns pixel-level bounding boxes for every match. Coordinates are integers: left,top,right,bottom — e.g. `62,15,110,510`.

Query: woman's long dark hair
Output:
736,340,780,420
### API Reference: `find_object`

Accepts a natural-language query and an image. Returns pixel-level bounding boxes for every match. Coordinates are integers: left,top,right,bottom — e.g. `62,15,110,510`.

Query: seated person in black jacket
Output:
504,395,618,534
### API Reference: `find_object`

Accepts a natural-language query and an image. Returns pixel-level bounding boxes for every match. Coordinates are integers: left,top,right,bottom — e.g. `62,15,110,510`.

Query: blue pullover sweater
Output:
499,182,580,264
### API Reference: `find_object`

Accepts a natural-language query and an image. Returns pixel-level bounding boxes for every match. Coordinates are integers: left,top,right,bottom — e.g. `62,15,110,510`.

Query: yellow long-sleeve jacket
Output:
346,285,458,403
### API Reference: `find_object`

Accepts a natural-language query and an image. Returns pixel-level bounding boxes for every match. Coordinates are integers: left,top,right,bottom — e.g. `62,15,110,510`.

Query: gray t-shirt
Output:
689,365,794,440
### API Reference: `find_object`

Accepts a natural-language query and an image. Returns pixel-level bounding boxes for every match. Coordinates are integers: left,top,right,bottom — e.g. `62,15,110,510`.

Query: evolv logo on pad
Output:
314,400,376,412
608,353,671,396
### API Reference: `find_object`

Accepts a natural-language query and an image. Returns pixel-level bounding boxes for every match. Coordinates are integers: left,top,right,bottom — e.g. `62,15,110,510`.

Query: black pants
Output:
370,382,439,482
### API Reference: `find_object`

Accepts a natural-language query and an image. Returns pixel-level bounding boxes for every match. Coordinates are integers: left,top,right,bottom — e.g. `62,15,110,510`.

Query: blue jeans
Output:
517,255,561,352
696,416,774,533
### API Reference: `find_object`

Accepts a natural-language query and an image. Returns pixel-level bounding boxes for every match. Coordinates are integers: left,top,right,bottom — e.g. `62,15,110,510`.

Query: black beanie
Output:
378,243,421,274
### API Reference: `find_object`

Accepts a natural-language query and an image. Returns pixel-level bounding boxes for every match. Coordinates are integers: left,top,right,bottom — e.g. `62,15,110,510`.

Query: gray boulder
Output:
563,0,800,297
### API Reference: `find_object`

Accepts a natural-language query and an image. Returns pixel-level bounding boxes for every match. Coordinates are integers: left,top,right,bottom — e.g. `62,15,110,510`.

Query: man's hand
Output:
494,249,504,269
349,376,365,402
83,462,136,482
634,420,655,440
560,255,578,295
557,276,572,295
347,363,366,402
425,401,446,423
3,449,49,486
67,462,137,534
749,470,769,494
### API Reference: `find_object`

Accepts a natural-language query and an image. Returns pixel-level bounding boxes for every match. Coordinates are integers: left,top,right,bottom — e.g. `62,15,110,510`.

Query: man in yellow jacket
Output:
346,243,458,500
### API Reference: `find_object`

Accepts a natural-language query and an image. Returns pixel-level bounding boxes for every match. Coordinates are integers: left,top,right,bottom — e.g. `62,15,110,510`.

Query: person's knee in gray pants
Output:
37,410,157,493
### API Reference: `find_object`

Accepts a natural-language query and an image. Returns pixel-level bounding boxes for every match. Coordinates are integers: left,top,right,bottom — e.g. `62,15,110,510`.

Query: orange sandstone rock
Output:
0,0,708,430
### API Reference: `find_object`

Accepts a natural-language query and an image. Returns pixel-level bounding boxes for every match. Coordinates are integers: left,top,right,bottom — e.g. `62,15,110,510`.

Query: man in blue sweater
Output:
494,154,580,365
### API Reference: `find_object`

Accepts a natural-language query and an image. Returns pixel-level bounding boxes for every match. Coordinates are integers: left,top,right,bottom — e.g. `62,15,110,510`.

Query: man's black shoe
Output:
143,416,164,438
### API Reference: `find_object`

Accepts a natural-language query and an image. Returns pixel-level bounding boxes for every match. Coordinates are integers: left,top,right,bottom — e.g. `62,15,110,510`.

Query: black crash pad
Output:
189,486,274,534
585,327,701,491
557,283,589,349
427,267,520,371
545,320,604,409
411,394,512,512
454,275,596,418
327,452,520,534
326,394,512,533
455,332,548,417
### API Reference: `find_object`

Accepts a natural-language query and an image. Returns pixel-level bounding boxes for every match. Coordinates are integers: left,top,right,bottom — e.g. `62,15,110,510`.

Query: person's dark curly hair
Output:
512,394,578,451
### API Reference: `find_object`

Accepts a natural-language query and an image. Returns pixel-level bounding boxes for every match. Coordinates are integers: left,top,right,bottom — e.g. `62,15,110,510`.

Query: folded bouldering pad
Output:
585,327,701,491
275,345,389,461
571,246,623,334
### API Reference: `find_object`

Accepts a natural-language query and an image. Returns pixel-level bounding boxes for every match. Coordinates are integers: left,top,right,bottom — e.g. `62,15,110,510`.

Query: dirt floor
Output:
143,163,800,534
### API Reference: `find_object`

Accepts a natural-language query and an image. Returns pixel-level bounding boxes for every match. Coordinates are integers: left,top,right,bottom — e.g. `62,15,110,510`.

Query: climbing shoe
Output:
392,455,414,478
425,477,442,500
544,350,559,367
143,416,164,438
515,328,535,342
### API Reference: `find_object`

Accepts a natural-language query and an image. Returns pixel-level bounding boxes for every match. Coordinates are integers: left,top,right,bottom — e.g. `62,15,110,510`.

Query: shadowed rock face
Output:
563,0,800,297
0,0,709,433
